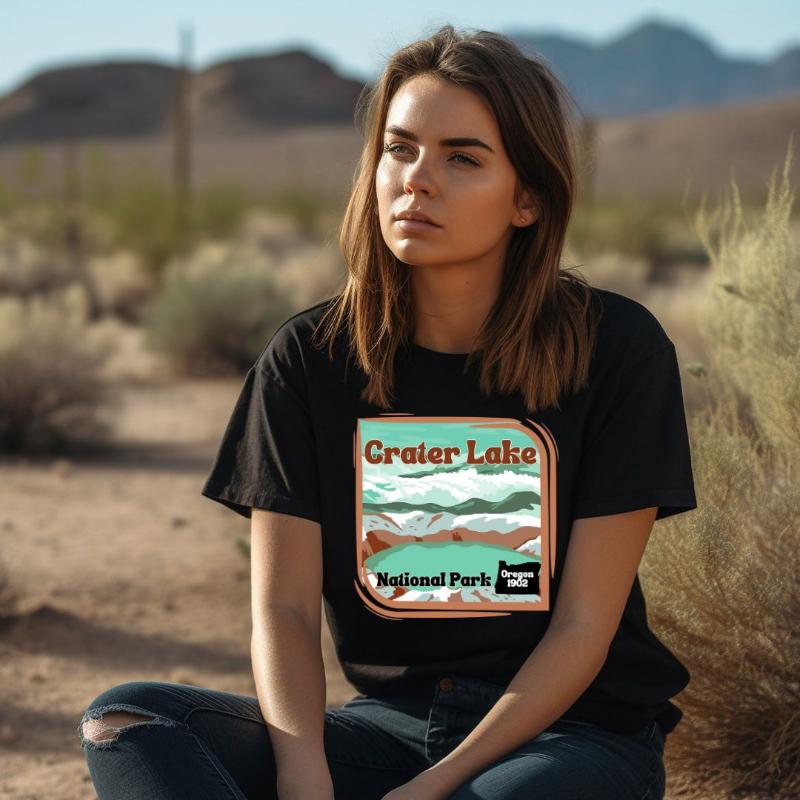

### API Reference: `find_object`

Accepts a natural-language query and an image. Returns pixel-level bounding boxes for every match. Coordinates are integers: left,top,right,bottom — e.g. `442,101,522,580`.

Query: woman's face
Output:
375,73,535,269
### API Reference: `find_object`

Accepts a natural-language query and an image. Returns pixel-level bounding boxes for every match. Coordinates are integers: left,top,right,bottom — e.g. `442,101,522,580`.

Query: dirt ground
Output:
0,375,355,800
0,274,706,798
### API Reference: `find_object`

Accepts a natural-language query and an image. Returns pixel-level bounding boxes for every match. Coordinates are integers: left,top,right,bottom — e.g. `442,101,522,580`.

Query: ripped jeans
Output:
78,675,667,799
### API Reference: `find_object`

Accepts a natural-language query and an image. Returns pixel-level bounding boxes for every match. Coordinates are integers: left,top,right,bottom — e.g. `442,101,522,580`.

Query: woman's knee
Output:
78,681,181,749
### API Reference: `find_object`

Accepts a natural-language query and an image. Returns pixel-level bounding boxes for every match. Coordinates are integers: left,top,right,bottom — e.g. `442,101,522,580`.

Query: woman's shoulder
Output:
255,295,341,379
269,296,337,342
586,286,674,367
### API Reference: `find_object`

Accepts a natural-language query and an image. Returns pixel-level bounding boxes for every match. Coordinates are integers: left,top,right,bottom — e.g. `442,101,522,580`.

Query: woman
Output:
78,25,696,800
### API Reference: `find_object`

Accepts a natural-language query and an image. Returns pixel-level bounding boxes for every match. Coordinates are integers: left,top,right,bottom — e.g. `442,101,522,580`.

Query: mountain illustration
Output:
362,489,539,516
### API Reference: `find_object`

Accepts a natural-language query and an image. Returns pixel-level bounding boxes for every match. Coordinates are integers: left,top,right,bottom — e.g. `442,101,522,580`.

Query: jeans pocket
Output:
557,719,664,765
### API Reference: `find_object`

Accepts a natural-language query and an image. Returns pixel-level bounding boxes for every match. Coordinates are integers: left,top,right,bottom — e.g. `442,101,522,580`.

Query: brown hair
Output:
312,23,601,413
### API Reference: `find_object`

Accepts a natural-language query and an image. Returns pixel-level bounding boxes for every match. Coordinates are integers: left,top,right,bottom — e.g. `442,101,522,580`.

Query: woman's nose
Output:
403,159,436,195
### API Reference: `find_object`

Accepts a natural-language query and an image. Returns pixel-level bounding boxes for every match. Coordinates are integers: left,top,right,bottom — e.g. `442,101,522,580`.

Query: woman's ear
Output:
514,203,539,227
513,191,539,227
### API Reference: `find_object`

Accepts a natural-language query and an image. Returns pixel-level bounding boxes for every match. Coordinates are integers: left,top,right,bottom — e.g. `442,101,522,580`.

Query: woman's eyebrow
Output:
384,124,495,153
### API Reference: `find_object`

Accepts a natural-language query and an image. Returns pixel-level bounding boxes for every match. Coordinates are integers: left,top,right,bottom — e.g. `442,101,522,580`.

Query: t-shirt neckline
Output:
408,341,476,372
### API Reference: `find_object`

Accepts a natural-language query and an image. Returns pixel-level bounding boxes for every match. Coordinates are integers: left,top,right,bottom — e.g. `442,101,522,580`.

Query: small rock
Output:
0,722,17,743
51,458,74,478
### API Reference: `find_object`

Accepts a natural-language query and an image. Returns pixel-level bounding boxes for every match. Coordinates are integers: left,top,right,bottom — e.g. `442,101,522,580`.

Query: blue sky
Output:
3,1,798,96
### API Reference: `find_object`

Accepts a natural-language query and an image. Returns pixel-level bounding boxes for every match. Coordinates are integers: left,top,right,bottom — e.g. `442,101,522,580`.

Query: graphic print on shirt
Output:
353,415,558,619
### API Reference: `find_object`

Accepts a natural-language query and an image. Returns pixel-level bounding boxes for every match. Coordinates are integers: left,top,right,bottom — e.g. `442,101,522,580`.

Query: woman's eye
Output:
382,143,408,157
382,143,478,166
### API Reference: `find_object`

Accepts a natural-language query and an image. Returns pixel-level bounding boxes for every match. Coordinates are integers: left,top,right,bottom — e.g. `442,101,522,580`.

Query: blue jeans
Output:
78,674,667,799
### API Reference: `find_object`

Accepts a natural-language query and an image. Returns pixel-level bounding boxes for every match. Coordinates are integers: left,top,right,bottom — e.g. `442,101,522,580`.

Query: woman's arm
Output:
249,508,335,800
404,506,659,800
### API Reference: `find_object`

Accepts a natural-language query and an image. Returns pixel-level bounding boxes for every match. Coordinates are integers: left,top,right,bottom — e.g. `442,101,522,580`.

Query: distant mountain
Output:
507,17,800,117
0,49,364,143
194,51,365,134
0,17,797,143
0,61,176,142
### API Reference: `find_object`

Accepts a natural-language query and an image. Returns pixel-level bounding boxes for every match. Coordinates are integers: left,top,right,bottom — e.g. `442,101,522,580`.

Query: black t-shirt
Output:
201,287,698,735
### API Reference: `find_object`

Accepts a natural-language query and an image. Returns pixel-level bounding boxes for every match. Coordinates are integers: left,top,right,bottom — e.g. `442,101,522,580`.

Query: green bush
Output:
141,269,295,376
193,183,254,240
96,169,185,275
263,186,328,237
569,195,671,264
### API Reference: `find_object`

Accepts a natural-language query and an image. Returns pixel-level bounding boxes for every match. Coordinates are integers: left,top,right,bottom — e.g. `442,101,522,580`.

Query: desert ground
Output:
0,365,357,799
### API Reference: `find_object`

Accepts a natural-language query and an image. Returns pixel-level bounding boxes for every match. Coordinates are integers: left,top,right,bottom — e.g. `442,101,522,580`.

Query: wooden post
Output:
171,23,194,248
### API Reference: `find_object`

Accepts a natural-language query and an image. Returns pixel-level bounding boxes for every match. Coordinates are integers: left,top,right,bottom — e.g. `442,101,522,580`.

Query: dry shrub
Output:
190,209,344,308
0,225,75,297
140,211,343,376
86,250,156,321
139,233,298,378
640,141,799,798
273,243,344,309
0,284,119,452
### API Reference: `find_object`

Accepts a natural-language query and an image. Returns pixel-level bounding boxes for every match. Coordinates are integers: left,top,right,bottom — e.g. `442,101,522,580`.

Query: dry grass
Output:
641,141,799,799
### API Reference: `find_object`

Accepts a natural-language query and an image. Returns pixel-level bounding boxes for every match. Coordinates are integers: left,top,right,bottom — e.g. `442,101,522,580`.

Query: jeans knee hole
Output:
78,704,177,750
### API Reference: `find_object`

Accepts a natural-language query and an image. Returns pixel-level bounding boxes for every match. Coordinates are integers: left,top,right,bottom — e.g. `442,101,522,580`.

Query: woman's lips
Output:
394,218,442,232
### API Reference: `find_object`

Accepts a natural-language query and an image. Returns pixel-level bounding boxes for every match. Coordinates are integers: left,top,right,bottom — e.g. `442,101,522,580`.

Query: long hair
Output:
312,23,601,413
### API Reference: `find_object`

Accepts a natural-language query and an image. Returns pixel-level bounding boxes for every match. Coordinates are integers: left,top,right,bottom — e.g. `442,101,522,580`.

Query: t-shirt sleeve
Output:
200,345,322,524
571,341,697,521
